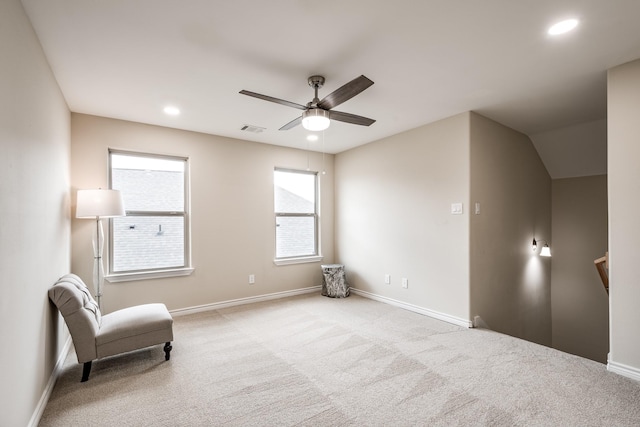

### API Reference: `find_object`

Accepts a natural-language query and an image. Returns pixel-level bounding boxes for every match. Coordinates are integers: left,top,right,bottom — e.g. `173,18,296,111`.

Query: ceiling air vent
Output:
240,124,266,133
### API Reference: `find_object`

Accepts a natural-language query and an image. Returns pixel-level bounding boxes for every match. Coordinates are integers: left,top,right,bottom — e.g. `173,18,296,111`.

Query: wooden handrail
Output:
594,252,609,294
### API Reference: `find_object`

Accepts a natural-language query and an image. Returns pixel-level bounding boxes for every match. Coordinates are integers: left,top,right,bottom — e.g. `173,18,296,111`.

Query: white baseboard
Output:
170,285,322,317
350,288,473,328
607,356,640,382
28,336,72,427
170,286,473,329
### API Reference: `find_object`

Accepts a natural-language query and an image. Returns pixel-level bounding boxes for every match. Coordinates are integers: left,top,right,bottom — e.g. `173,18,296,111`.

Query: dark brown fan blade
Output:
279,116,302,130
317,75,374,110
328,110,376,126
239,90,307,111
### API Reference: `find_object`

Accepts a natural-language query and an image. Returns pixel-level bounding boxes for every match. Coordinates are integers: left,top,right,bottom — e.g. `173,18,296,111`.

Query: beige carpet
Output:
40,293,640,426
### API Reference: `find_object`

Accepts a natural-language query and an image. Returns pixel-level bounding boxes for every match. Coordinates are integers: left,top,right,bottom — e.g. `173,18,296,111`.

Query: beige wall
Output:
71,114,334,313
551,175,608,363
0,1,71,425
607,59,640,375
469,113,552,346
334,113,471,323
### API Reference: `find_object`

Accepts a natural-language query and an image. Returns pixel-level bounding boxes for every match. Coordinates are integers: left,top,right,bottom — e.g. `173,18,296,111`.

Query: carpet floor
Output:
39,293,640,426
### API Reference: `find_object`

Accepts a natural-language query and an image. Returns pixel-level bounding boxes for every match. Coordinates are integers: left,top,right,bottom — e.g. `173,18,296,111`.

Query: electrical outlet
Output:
385,274,391,284
402,278,408,288
249,274,255,284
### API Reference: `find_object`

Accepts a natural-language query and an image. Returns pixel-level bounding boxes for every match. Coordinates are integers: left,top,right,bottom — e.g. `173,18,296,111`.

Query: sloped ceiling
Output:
20,0,640,177
531,119,607,179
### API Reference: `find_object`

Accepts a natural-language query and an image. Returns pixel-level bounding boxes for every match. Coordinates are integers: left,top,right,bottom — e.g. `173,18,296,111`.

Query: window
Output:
274,168,320,263
108,151,191,280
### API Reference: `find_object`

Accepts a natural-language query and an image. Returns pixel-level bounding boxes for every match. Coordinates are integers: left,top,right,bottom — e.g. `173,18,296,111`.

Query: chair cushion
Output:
96,303,173,359
49,274,102,362
51,273,101,327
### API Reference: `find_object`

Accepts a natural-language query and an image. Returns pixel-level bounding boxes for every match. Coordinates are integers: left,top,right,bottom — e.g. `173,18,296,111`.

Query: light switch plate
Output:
451,203,463,215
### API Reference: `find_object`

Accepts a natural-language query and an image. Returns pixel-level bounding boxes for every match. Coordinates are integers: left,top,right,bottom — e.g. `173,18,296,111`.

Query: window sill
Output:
273,255,323,266
106,267,195,283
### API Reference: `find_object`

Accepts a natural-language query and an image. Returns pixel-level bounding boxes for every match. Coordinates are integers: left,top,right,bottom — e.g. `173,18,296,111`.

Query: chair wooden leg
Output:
81,361,92,382
164,342,172,361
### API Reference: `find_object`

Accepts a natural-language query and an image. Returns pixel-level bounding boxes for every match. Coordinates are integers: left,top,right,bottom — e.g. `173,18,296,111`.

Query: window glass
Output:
112,216,185,271
110,151,189,274
111,155,184,211
274,169,318,259
275,216,316,258
274,170,315,214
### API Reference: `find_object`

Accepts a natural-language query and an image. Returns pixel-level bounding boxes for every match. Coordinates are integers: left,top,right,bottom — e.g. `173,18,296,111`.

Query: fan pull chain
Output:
322,130,326,175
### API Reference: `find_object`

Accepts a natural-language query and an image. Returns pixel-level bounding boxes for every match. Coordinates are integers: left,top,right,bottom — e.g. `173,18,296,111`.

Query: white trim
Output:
607,356,640,382
106,267,194,283
273,256,323,266
28,336,72,427
350,288,473,328
170,286,322,317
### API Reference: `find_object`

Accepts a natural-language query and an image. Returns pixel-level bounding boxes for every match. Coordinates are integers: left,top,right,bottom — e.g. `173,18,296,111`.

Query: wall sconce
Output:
532,238,551,257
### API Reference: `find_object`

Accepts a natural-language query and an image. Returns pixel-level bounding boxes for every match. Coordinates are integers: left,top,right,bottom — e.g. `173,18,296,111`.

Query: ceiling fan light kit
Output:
240,75,375,132
302,109,330,131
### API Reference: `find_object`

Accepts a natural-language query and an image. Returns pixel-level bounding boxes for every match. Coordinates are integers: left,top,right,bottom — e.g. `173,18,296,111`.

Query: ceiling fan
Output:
240,75,375,131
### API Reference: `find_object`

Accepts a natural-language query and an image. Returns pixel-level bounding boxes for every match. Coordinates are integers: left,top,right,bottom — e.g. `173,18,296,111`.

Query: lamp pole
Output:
93,216,105,308
76,189,125,310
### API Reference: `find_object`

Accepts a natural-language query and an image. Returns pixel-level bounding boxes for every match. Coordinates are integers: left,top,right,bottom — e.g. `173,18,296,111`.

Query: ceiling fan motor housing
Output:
308,75,325,89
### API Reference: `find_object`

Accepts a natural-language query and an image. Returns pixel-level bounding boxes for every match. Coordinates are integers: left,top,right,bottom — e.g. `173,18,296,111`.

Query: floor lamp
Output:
76,189,125,309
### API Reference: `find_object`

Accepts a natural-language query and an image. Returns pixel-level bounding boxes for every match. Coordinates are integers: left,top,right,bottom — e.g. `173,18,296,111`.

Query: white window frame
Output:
273,167,322,265
106,150,193,282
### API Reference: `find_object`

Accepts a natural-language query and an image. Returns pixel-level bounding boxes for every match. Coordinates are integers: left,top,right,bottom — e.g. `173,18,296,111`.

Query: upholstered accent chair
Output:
49,274,174,382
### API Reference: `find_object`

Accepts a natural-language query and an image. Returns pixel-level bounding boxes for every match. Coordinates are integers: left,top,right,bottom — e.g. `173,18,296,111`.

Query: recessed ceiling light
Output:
306,134,319,142
163,106,180,116
548,19,579,36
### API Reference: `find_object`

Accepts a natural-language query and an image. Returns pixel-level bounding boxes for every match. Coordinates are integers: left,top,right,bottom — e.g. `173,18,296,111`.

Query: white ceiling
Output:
20,1,640,176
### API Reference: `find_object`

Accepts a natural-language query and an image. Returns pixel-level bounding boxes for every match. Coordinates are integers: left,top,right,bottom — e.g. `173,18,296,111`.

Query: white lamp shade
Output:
302,109,330,131
540,244,551,257
76,189,125,218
